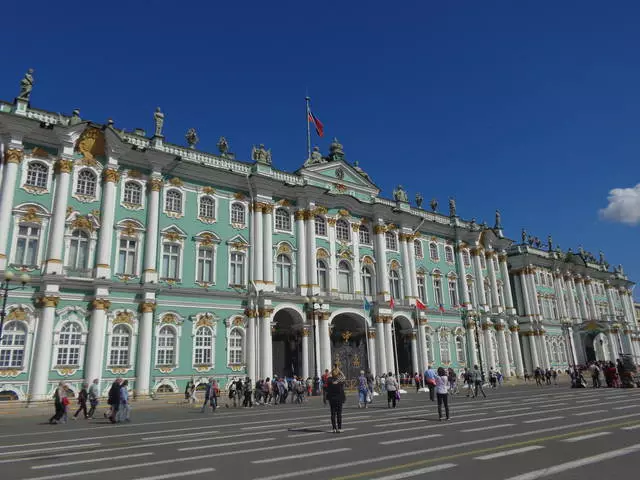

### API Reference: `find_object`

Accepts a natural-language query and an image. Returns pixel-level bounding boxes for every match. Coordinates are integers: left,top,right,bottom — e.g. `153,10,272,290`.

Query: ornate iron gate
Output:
331,334,368,389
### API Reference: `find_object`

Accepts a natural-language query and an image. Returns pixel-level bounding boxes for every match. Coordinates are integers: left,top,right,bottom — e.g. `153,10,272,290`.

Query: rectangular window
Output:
230,253,245,285
448,280,458,306
15,225,40,266
197,248,214,283
417,276,427,303
118,239,137,275
162,244,180,279
434,279,443,306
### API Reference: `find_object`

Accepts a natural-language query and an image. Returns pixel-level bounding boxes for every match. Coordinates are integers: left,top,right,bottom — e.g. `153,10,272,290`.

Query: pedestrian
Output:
489,368,497,389
447,368,457,395
425,365,437,401
107,378,121,423
414,372,421,393
49,382,67,424
534,367,543,386
357,370,369,408
326,373,345,433
117,380,130,422
184,379,195,404
200,379,212,413
471,365,486,398
73,382,89,420
385,372,399,408
87,379,100,419
435,367,450,421
366,370,375,401
321,369,330,404
242,377,253,408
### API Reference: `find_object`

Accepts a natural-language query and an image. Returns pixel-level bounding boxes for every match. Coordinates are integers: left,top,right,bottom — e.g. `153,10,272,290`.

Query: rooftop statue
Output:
521,228,527,244
153,107,164,137
18,68,35,101
304,146,325,166
252,144,272,165
69,109,82,126
185,128,199,149
328,138,345,161
393,185,408,203
599,251,606,265
547,234,553,251
430,198,438,213
217,136,229,155
448,197,456,217
415,192,424,209
352,160,371,181
470,218,478,231
494,209,502,229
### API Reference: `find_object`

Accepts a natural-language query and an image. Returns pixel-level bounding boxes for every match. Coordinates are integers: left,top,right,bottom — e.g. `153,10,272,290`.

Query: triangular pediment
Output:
299,160,380,199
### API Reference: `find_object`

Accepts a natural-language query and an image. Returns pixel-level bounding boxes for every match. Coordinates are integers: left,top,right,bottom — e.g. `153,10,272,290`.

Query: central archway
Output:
393,315,415,376
272,308,305,378
331,312,369,386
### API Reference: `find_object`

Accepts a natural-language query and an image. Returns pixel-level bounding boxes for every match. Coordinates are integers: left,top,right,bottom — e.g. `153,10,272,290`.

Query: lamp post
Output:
561,319,576,370
305,296,323,395
0,271,31,340
474,313,485,382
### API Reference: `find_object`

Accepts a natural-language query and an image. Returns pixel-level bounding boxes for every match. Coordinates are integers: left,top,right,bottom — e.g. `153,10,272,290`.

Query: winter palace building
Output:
0,83,638,401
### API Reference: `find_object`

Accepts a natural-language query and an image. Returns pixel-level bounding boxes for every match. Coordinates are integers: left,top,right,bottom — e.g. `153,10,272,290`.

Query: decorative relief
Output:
362,256,374,265
314,206,328,215
277,244,291,255
338,209,350,217
76,127,105,161
160,313,183,325
233,192,246,200
22,185,48,195
158,367,175,374
54,159,74,174
229,241,248,251
121,221,138,237
150,178,163,192
55,367,77,377
327,218,337,226
7,308,28,321
113,311,134,325
163,231,183,242
0,369,21,378
351,223,360,232
91,299,111,311
202,186,216,195
295,210,305,221
196,314,215,328
262,204,273,214
316,249,329,259
168,177,183,187
31,147,50,159
199,233,216,247
108,367,131,375
5,148,24,164
102,168,120,184
20,207,42,224
278,199,292,207
71,215,93,232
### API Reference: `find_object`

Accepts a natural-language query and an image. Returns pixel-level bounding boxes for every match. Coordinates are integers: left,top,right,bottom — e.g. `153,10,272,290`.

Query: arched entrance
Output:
331,313,369,387
584,332,610,363
272,308,305,378
393,316,414,375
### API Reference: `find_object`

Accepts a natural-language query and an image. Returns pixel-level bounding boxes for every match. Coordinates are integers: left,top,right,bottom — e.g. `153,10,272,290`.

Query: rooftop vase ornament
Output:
393,185,408,203
18,68,35,101
521,228,527,244
251,144,272,165
547,235,553,252
430,198,438,212
415,192,424,209
217,136,229,155
153,107,164,137
185,128,199,149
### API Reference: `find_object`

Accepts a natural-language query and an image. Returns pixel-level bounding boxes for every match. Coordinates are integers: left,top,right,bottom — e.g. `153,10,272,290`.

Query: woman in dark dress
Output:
325,375,345,433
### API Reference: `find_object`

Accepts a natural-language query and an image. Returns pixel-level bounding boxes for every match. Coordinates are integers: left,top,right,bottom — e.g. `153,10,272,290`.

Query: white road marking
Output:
252,447,351,463
32,452,154,469
379,434,442,445
621,424,640,430
563,431,611,442
287,428,355,438
613,405,638,410
142,431,247,441
368,463,457,480
474,445,545,460
460,423,515,433
572,410,607,416
0,443,101,457
575,399,602,404
132,469,215,480
375,412,488,427
503,443,640,480
500,407,532,413
522,416,565,424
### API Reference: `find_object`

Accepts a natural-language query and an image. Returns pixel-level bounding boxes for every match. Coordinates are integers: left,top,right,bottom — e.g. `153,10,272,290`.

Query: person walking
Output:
471,365,486,398
49,382,67,424
435,367,450,421
242,377,253,408
425,365,437,401
117,380,130,422
200,379,212,413
107,378,121,424
326,373,345,433
87,379,100,419
73,383,89,420
322,369,330,405
357,370,369,408
385,372,399,408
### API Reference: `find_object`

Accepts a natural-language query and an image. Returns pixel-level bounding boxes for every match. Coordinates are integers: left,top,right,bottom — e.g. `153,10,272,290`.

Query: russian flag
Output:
390,297,395,309
308,110,324,137
438,304,445,313
415,298,426,310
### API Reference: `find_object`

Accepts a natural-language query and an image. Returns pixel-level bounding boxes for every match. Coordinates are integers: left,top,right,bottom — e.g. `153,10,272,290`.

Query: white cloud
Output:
599,183,640,225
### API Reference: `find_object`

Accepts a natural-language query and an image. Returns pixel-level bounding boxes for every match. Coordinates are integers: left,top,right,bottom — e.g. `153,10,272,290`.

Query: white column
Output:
621,291,635,326
521,332,533,375
374,223,390,298
254,204,264,282
496,324,510,378
539,332,551,369
483,325,496,370
608,329,619,361
296,210,307,294
499,253,515,312
510,326,525,377
327,219,337,294
418,321,429,371
313,316,320,378
0,145,23,269
352,223,362,294
575,279,590,320
400,234,413,299
95,167,119,278
376,318,387,374
246,313,256,382
367,331,377,377
566,276,580,321
84,297,109,386
566,325,578,366
525,270,541,319
410,332,419,375
408,236,419,301
384,318,395,374
301,328,310,379
466,322,478,367
135,300,155,396
528,333,540,368
44,157,73,274
262,205,274,288
554,274,568,319
305,209,317,294
28,296,59,402
487,252,500,309
585,280,598,320
624,292,638,328
318,314,331,372
260,310,273,379
471,249,487,309
456,247,471,308
142,176,162,283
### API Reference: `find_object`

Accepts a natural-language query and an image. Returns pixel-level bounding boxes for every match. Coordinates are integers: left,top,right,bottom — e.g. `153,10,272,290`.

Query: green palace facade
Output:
0,77,638,401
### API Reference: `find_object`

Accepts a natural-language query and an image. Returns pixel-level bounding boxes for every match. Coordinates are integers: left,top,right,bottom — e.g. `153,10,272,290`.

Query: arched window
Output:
199,196,215,219
417,275,427,303
229,328,244,365
445,246,454,263
314,216,326,236
414,240,423,258
455,335,465,364
275,208,291,231
439,331,451,363
123,181,142,206
194,326,213,365
157,384,174,394
231,203,245,225
165,190,182,213
448,278,459,307
56,323,82,366
385,232,397,250
317,259,328,292
76,169,97,196
389,268,401,299
337,260,352,293
462,249,471,267
359,224,371,245
361,266,374,296
109,325,131,366
229,252,245,285
275,254,293,289
433,273,444,306
156,326,176,366
429,243,439,261
336,219,350,242
26,162,48,188
0,322,26,368
66,229,90,269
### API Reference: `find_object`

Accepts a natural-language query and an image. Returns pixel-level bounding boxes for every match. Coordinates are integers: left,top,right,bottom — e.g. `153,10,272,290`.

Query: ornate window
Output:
445,246,454,263
462,249,471,267
108,325,131,367
14,225,40,266
156,326,176,366
194,326,213,365
448,279,459,307
197,247,214,283
229,328,244,365
467,276,477,307
76,169,97,197
275,208,291,231
433,272,444,306
389,268,401,299
361,266,374,296
439,330,451,363
317,260,328,292
66,229,90,270
56,322,82,366
199,196,215,219
123,181,142,206
275,254,293,290
429,242,439,261
229,252,245,285
337,260,352,293
162,244,181,280
165,189,182,213
385,232,397,250
480,254,486,269
498,283,505,308
230,203,245,225
0,322,26,368
414,240,423,258
118,238,137,275
336,219,350,242
417,275,427,303
455,335,465,364
25,162,48,188
359,225,371,245
314,215,327,236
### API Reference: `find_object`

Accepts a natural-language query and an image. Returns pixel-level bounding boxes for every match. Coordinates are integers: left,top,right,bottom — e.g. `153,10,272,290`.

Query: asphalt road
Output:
1,384,639,480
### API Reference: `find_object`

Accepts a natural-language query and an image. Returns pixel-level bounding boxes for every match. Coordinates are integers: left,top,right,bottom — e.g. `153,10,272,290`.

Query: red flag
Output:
438,303,445,313
390,297,395,309
415,299,426,310
308,111,324,137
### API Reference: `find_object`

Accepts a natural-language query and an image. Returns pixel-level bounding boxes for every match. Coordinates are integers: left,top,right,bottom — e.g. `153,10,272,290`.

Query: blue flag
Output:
363,297,371,314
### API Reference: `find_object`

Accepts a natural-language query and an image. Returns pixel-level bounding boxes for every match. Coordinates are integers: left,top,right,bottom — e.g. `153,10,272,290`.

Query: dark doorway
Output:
272,309,304,378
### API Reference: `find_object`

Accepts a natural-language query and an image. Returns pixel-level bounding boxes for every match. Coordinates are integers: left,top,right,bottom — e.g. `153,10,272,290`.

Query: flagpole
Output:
305,96,312,160
363,299,370,376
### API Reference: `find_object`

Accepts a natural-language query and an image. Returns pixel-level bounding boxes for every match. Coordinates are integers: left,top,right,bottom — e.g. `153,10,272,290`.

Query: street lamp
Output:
305,296,323,395
474,314,485,382
0,271,31,340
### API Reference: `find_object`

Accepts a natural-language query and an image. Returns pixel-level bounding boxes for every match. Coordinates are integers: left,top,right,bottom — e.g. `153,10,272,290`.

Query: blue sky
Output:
2,1,639,297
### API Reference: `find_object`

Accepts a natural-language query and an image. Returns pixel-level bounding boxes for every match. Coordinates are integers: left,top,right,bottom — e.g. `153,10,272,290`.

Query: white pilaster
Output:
528,333,540,369
352,222,362,294
328,218,337,295
260,310,273,379
301,329,310,379
262,204,274,290
142,175,162,283
410,332,419,375
246,313,256,382
499,253,515,313
554,273,568,319
456,246,471,308
585,279,598,320
254,204,264,282
318,315,331,372
400,233,413,298
305,209,317,295
0,142,23,270
375,319,387,374
487,252,500,311
496,323,510,377
135,298,155,397
483,325,496,370
367,331,377,377
466,323,478,367
44,155,74,274
418,321,429,372
565,276,580,322
539,331,551,369
374,223,390,299
28,294,59,402
95,166,119,278
84,294,109,386
384,318,395,374
408,237,419,302
471,249,487,310
510,326,524,377
296,210,307,294
575,279,590,320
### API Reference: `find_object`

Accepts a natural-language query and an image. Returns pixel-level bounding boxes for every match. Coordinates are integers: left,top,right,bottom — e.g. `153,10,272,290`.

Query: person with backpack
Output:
321,369,330,404
424,365,437,401
385,372,399,408
49,382,68,424
471,365,486,398
73,383,89,420
325,373,346,433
